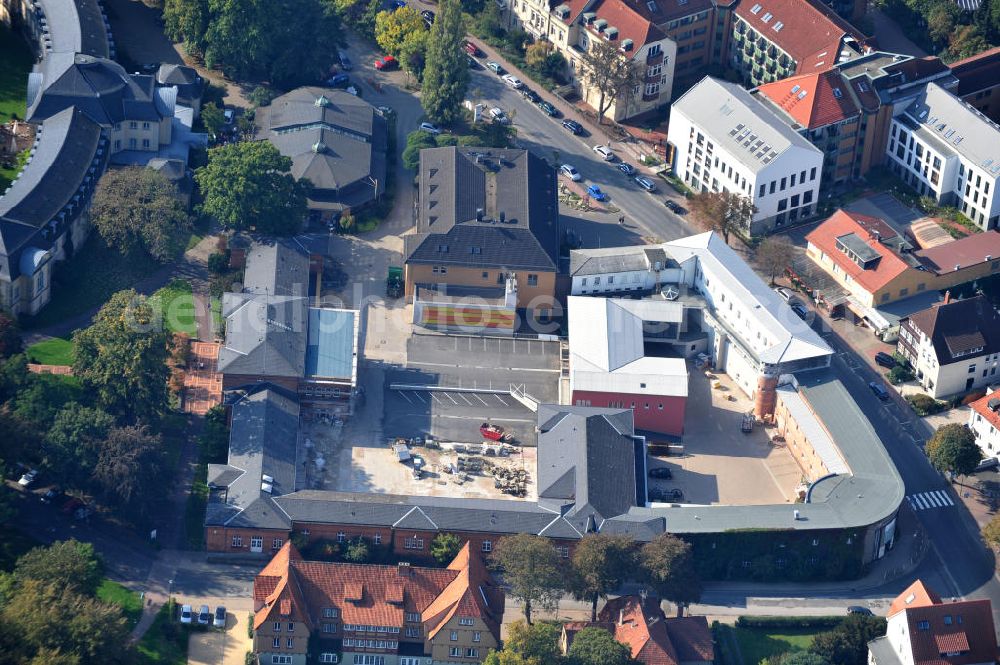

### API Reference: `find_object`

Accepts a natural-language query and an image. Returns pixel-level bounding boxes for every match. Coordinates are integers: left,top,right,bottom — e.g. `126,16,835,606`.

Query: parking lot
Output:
649,368,803,506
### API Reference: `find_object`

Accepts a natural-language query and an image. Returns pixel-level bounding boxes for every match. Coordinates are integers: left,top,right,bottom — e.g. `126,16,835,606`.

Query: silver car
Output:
634,175,657,192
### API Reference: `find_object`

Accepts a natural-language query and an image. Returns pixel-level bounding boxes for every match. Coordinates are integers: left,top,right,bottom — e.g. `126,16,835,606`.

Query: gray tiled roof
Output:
217,294,308,377
27,54,163,126
155,64,202,108
0,107,103,280
254,88,388,211
37,0,112,59
406,147,559,272
242,240,311,297
205,386,300,529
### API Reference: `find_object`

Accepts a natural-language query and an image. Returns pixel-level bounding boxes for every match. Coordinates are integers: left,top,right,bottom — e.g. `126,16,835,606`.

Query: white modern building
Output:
569,231,833,402
668,76,824,236
969,389,1000,460
886,82,1000,230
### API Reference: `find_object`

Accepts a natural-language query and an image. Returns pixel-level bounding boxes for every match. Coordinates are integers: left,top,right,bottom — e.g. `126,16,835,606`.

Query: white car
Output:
17,469,37,487
560,164,581,181
773,286,793,302
223,108,235,124
634,175,657,192
501,74,523,89
489,107,509,125
593,144,614,161
419,122,442,135
180,604,193,624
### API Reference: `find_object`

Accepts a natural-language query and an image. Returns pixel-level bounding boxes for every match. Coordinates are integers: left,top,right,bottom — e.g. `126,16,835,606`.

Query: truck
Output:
387,266,403,298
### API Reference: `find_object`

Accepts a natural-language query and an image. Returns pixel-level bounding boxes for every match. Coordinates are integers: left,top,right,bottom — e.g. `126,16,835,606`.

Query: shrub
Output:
907,393,946,416
208,250,231,274
249,86,275,107
887,365,914,385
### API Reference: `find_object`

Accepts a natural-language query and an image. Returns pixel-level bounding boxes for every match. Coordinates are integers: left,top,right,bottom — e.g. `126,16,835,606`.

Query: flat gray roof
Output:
305,308,358,381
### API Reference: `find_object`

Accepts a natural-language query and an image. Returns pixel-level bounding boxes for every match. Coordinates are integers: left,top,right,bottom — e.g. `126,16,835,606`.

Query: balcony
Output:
646,51,663,65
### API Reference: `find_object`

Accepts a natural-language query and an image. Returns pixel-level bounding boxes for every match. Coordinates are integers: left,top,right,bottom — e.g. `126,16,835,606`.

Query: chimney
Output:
944,290,951,305
398,562,411,577
619,609,625,626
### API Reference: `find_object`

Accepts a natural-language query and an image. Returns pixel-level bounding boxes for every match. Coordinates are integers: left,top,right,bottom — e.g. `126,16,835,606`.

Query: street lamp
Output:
367,176,379,201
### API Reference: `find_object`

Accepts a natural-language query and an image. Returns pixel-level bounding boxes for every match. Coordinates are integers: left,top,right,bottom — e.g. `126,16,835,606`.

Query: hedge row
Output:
735,615,844,629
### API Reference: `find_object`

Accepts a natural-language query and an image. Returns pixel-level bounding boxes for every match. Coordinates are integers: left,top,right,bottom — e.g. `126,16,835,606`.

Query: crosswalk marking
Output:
907,490,955,511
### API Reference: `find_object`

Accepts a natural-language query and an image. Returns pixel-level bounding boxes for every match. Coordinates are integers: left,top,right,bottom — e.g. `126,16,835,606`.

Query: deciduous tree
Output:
14,540,103,597
195,141,310,235
90,167,191,262
984,513,1000,550
399,30,430,80
72,290,171,423
688,191,756,244
809,615,885,665
491,534,564,624
91,425,164,518
579,39,640,125
0,312,21,359
566,627,630,665
375,6,427,56
201,102,226,138
639,533,702,613
162,0,210,54
402,130,438,170
568,533,635,621
756,235,796,285
43,404,116,487
430,533,463,565
501,620,562,664
421,0,469,125
925,423,981,477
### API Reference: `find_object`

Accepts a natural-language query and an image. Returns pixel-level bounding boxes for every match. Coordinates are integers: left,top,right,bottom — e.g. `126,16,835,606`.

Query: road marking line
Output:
430,393,443,404
496,395,509,406
413,392,428,403
474,394,489,406
933,490,953,506
457,393,473,405
398,391,413,404
444,393,458,404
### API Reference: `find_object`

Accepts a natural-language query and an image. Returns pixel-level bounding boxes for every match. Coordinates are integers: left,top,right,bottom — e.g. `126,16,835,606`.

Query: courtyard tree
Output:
430,533,463,565
498,620,562,663
91,425,164,519
90,166,191,263
925,423,981,477
756,235,795,285
579,38,640,125
568,533,635,621
688,191,756,245
72,289,171,423
201,102,226,138
809,614,886,665
639,533,702,614
399,29,430,80
43,404,116,487
420,0,469,125
402,130,438,170
343,538,371,563
375,6,426,56
491,534,564,624
14,540,103,597
566,626,630,665
195,141,310,235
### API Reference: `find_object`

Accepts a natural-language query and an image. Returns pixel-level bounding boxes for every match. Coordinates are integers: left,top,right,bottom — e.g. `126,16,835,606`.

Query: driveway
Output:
188,613,253,665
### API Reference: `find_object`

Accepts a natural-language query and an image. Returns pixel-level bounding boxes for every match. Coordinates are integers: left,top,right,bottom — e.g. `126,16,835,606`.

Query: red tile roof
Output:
970,392,1000,435
806,209,912,294
914,231,1000,275
565,0,666,49
755,70,860,129
734,0,865,74
586,596,714,665
252,542,504,642
886,580,998,665
950,46,1000,97
665,616,714,662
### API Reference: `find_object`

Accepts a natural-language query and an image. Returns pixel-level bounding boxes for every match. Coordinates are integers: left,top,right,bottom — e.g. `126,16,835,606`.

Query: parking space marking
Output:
413,392,428,403
496,395,509,406
474,394,490,406
398,391,414,404
430,393,444,404
456,393,473,405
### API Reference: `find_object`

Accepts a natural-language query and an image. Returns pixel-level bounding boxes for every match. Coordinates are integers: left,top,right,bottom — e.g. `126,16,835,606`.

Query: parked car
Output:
593,144,614,161
419,122,442,135
635,175,657,192
521,88,540,103
180,605,193,624
40,486,64,504
198,605,211,625
486,61,504,75
17,469,37,487
537,100,558,116
374,55,397,70
649,487,684,502
975,457,1000,472
664,199,685,214
875,352,897,369
562,119,583,135
140,62,159,73
847,606,873,616
60,496,89,520
869,381,890,401
618,162,636,175
326,73,350,87
339,53,352,70
465,41,483,57
214,606,227,628
501,74,523,89
420,9,435,24
648,467,673,479
586,184,607,201
773,286,793,302
489,107,509,124
790,301,808,319
560,164,581,181
467,56,481,69
223,107,235,124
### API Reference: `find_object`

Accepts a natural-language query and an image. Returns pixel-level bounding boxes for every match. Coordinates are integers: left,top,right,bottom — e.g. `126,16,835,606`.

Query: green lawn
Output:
97,579,144,628
23,235,160,330
150,279,197,335
26,337,75,365
732,626,820,664
136,602,189,665
0,25,32,124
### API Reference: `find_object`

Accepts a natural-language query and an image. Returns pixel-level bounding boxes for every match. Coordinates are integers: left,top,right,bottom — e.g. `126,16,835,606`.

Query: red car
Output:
464,41,482,57
374,55,397,70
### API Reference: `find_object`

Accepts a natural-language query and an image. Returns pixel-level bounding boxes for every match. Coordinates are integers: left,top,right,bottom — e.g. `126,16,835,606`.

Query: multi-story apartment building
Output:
252,542,503,665
668,76,824,235
729,0,867,87
950,45,1000,124
896,294,1000,399
886,82,1000,230
968,389,1000,461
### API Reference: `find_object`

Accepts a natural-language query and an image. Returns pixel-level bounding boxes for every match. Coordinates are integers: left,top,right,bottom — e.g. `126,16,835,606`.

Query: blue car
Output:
326,73,350,88
586,184,607,201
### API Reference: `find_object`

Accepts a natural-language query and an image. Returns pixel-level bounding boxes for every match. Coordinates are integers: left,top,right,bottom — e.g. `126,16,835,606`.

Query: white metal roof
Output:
665,232,832,365
904,82,1000,177
572,357,689,397
567,297,645,371
776,384,849,474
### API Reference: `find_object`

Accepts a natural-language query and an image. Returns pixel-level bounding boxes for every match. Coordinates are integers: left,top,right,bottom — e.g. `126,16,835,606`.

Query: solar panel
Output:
750,3,762,12
762,12,772,21
791,84,800,94
797,91,808,100
773,21,783,30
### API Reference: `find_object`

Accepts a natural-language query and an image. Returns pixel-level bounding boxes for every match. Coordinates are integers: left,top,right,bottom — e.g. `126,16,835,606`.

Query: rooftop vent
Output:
989,397,1000,412
314,95,331,107
261,482,273,493
312,142,326,153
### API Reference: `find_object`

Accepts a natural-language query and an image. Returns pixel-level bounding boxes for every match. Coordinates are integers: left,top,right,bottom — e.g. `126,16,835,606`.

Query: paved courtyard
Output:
183,341,223,415
657,368,803,506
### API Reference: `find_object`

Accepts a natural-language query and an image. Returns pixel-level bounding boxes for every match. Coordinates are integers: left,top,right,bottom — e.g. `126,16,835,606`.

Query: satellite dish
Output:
661,286,679,301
